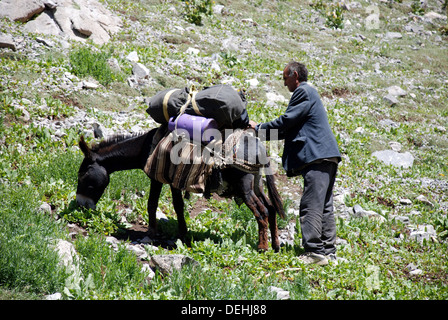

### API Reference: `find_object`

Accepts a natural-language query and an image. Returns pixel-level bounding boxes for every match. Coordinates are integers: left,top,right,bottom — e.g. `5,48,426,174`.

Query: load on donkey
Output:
76,84,285,251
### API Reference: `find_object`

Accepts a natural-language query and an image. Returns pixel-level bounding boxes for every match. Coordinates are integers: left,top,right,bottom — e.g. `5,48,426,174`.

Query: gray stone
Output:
45,292,62,300
269,286,290,300
424,12,447,21
132,63,150,79
409,224,437,243
372,150,414,168
8,0,122,45
38,202,52,214
53,239,78,271
0,34,17,51
149,254,200,275
387,86,407,97
385,32,403,39
126,51,139,62
400,198,412,205
416,194,433,207
383,94,399,106
23,10,62,36
0,0,45,23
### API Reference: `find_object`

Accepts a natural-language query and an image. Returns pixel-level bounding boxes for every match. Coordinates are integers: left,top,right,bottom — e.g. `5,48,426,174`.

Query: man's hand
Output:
249,120,258,130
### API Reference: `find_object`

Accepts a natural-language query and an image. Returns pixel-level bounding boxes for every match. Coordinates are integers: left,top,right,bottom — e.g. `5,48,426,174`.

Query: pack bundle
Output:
146,84,249,129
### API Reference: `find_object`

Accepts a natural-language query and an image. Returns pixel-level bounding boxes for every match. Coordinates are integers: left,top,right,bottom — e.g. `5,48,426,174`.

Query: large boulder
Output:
1,0,122,45
0,0,45,23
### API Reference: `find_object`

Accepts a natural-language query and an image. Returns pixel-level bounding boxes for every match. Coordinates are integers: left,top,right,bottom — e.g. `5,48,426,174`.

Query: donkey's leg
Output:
254,176,280,252
147,179,163,237
170,185,187,240
238,174,270,251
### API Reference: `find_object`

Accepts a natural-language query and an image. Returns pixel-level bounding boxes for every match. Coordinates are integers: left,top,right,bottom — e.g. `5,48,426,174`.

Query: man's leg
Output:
299,162,333,255
321,162,338,256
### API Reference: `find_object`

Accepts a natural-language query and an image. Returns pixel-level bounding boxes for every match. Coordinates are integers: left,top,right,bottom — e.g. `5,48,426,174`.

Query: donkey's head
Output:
76,136,110,210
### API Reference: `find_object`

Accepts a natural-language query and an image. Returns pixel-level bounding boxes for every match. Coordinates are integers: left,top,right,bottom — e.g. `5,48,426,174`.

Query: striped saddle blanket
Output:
143,127,269,193
143,128,213,193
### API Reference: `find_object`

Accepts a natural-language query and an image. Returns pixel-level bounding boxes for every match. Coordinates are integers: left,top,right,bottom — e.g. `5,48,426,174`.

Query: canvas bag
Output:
146,84,249,129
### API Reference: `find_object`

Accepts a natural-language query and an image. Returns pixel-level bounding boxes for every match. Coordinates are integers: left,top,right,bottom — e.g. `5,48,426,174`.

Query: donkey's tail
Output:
266,172,286,219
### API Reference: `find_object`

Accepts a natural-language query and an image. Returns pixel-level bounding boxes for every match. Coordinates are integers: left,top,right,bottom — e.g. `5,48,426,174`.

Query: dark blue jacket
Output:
256,82,341,174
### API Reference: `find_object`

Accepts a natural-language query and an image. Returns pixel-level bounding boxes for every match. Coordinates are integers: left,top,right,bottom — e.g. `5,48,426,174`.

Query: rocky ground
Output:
1,0,448,300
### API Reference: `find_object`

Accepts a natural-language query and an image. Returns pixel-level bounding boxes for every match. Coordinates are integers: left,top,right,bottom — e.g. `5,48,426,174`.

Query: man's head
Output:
283,61,308,92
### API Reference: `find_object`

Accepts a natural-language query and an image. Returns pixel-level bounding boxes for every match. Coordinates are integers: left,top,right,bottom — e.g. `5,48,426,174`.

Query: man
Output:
249,61,341,265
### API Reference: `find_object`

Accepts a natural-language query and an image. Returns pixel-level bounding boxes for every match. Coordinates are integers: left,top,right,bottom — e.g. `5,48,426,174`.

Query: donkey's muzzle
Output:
76,194,97,210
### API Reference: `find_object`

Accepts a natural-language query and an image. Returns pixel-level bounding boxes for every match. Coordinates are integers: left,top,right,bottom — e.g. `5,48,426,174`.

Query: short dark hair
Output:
286,61,308,82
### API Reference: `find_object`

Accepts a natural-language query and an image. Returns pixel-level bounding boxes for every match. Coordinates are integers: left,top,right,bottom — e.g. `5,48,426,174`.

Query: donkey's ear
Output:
79,135,92,159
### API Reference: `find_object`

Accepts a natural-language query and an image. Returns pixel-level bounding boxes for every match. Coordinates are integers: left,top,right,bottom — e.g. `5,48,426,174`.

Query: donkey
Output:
76,127,285,251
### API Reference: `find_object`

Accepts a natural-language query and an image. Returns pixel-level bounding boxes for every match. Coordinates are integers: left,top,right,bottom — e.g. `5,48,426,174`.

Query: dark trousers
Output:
299,161,338,256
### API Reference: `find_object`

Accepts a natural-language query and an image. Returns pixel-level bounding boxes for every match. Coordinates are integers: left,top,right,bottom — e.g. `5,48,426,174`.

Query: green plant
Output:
325,2,345,29
69,47,123,86
411,0,425,16
181,0,214,26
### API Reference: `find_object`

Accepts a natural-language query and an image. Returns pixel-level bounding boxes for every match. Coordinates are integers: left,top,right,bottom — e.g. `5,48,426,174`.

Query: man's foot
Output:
298,252,328,266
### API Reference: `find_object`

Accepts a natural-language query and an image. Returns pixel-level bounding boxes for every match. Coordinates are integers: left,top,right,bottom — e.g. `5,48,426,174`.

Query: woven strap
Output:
162,89,180,122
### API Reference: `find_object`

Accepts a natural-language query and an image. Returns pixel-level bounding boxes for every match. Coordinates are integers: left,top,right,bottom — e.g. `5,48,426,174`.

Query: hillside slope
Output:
1,0,447,300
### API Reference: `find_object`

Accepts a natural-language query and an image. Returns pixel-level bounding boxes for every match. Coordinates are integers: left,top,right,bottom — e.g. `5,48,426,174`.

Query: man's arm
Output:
256,87,311,140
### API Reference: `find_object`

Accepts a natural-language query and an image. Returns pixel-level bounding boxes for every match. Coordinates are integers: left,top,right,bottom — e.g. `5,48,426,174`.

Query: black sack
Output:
146,84,249,129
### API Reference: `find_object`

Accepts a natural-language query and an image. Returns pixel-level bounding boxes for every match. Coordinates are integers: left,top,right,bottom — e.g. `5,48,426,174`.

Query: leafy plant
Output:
411,0,425,16
181,0,214,26
325,2,345,29
69,47,123,86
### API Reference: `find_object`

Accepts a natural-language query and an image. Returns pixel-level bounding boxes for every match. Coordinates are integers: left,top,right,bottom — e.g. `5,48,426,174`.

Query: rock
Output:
23,10,61,36
400,198,412,205
266,91,287,107
0,34,17,51
0,0,45,23
149,254,200,275
409,269,423,275
53,239,78,271
45,292,62,300
389,141,402,152
391,215,410,224
141,263,155,281
383,94,399,106
372,150,414,168
105,236,120,251
186,47,200,55
424,12,447,21
82,81,99,90
127,243,147,259
269,286,290,300
387,86,407,97
279,221,295,247
409,224,437,243
6,0,122,45
36,36,56,47
132,63,150,79
213,4,225,15
246,78,259,87
405,263,421,275
416,194,433,207
38,202,52,214
156,208,168,221
126,51,139,63
385,32,402,39
351,204,385,222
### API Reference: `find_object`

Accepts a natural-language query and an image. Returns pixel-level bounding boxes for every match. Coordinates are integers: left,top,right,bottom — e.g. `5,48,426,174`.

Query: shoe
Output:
326,253,338,265
298,252,328,266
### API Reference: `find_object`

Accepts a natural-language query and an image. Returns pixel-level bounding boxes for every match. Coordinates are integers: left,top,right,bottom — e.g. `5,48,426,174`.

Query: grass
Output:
0,0,447,300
